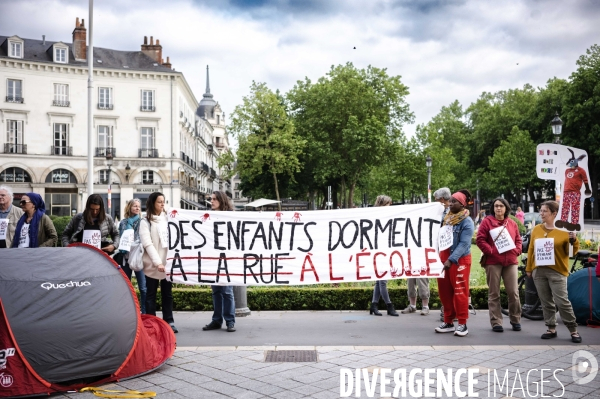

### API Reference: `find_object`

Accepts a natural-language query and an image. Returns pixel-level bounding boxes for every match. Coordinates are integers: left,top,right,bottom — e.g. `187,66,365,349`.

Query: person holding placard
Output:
140,192,177,333
117,198,147,314
526,200,582,343
435,189,474,337
11,193,57,248
0,185,24,248
62,194,119,254
369,195,400,317
476,197,522,332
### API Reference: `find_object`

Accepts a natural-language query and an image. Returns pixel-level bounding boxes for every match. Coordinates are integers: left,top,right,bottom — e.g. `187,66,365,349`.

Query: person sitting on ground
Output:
62,194,119,254
0,185,24,248
369,195,399,317
526,200,582,343
203,191,237,332
12,193,57,248
435,189,474,337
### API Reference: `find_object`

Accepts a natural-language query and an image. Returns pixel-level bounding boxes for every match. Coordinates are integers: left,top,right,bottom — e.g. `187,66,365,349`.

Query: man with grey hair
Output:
434,187,452,217
0,185,24,248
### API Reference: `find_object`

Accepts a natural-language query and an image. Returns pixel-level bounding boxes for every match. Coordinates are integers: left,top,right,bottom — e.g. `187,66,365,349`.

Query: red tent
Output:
0,245,176,398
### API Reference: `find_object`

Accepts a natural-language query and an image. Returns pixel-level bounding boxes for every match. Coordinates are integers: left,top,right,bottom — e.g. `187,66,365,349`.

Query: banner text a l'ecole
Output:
166,203,445,286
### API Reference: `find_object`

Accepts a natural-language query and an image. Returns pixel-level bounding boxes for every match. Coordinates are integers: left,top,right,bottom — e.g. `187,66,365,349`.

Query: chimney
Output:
162,56,172,69
141,35,162,63
72,17,87,61
42,35,45,45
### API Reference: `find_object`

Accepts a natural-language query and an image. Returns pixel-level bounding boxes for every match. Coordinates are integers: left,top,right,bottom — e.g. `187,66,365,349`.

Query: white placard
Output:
438,225,453,251
82,229,102,248
534,238,555,266
0,218,9,240
18,223,30,248
165,203,445,286
159,222,169,248
119,229,134,252
489,225,516,254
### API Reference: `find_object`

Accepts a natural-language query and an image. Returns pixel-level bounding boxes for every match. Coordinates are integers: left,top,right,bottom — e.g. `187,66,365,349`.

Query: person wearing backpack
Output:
117,198,147,314
140,192,177,333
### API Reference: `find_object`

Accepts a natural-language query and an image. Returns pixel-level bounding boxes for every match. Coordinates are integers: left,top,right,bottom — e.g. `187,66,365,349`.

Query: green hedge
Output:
145,285,499,311
48,215,72,247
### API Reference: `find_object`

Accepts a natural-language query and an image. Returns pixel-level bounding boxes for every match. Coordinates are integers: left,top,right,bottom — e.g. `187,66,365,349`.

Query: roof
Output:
0,35,176,73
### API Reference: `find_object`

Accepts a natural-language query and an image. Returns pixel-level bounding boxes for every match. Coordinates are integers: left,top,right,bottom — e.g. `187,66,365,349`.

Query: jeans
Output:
211,286,235,326
485,264,520,326
372,280,391,304
533,267,578,332
122,260,147,314
146,277,174,324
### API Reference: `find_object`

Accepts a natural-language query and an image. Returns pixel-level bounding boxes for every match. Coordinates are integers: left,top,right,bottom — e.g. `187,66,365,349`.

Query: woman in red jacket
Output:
476,198,523,332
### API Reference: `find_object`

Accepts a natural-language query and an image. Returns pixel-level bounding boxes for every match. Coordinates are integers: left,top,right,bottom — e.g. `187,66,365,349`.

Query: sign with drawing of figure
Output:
536,144,592,231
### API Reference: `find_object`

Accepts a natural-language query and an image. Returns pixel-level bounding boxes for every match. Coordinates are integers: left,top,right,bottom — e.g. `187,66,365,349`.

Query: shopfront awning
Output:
181,198,208,210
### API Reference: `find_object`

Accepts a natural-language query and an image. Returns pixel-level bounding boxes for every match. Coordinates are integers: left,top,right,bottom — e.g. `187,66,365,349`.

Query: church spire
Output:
204,65,213,98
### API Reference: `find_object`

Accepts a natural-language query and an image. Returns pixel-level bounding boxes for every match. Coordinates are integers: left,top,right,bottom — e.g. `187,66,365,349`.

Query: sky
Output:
1,0,599,141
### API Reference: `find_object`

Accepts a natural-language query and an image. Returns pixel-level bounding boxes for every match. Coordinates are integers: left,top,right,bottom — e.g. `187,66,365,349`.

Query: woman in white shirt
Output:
140,192,177,333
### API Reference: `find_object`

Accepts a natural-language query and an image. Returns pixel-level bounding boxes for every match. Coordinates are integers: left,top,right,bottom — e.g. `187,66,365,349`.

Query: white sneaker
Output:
435,322,455,333
420,307,430,315
454,324,468,337
400,305,417,314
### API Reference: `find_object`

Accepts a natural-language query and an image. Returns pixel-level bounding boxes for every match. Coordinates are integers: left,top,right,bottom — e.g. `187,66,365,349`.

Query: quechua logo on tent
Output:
0,348,15,369
40,281,92,290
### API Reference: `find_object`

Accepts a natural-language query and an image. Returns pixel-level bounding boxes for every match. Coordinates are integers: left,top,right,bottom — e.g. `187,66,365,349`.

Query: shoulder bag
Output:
128,219,148,272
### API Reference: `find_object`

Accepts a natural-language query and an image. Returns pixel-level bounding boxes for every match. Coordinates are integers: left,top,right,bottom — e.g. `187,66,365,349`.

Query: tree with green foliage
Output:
229,82,306,210
288,63,413,207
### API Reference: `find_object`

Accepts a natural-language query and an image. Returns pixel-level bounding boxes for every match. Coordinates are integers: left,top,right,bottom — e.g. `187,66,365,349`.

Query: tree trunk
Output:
348,181,356,208
340,177,346,209
273,172,281,211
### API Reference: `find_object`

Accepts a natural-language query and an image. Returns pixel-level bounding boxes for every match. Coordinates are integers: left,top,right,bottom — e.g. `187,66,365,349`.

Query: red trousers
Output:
438,249,471,324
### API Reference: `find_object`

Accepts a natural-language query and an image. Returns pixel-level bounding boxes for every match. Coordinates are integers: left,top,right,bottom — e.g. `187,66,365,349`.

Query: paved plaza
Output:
55,311,600,399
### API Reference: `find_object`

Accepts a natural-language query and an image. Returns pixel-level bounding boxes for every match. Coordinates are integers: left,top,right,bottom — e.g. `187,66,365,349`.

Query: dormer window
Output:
8,39,23,58
53,44,69,64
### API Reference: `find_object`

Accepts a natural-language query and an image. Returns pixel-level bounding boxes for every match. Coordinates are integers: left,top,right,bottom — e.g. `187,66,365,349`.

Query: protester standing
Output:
369,195,399,317
117,198,147,314
11,193,57,248
435,189,474,337
62,194,119,254
515,207,525,225
140,192,177,333
0,185,24,248
476,197,522,332
526,200,582,343
203,191,237,332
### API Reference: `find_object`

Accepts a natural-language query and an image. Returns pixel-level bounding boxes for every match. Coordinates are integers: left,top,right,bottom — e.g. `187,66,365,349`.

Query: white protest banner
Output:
489,225,515,254
534,238,555,266
0,219,8,240
165,203,445,286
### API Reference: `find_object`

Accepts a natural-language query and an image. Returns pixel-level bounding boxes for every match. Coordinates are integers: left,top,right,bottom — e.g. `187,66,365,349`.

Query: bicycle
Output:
570,249,598,274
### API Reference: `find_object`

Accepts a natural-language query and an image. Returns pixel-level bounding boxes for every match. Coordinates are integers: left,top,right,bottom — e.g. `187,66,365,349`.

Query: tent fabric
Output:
244,198,281,208
567,266,600,325
0,245,176,398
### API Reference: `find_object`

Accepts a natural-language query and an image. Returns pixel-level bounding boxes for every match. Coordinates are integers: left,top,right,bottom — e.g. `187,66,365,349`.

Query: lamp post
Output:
426,155,432,203
550,112,563,201
106,151,113,218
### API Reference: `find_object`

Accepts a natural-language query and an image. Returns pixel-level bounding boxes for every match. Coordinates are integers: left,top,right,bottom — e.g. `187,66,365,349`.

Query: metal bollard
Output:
233,286,251,317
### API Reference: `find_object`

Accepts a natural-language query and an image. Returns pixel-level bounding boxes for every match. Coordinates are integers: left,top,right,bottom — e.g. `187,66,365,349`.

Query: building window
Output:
99,170,109,184
5,120,25,154
141,90,155,111
235,191,239,199
0,167,31,183
55,47,67,63
45,169,77,184
53,123,70,155
45,193,77,216
9,41,22,58
142,170,154,184
98,125,113,147
139,127,156,157
53,84,70,107
98,87,113,109
6,79,23,103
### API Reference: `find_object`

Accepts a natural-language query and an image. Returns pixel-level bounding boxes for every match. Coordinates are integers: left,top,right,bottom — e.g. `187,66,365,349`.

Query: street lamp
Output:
106,151,113,218
550,112,563,144
426,155,432,203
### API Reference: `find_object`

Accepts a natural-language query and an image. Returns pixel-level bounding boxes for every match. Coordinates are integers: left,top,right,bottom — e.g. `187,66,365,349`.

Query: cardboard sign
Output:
534,238,555,266
18,223,29,248
0,219,8,240
118,230,134,252
159,222,169,248
165,203,445,286
438,225,453,251
82,229,102,248
489,225,516,254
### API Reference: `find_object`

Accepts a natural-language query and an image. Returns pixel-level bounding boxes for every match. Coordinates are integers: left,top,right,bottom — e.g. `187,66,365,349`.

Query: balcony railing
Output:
95,147,116,157
98,103,113,110
51,146,73,156
140,105,156,112
53,100,70,107
201,162,209,173
210,168,216,179
6,95,24,103
4,143,27,154
142,179,154,184
215,142,225,148
139,148,159,158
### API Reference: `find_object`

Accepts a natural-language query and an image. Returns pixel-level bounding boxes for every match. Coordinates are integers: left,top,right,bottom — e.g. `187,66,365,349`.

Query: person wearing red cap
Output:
435,189,474,337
